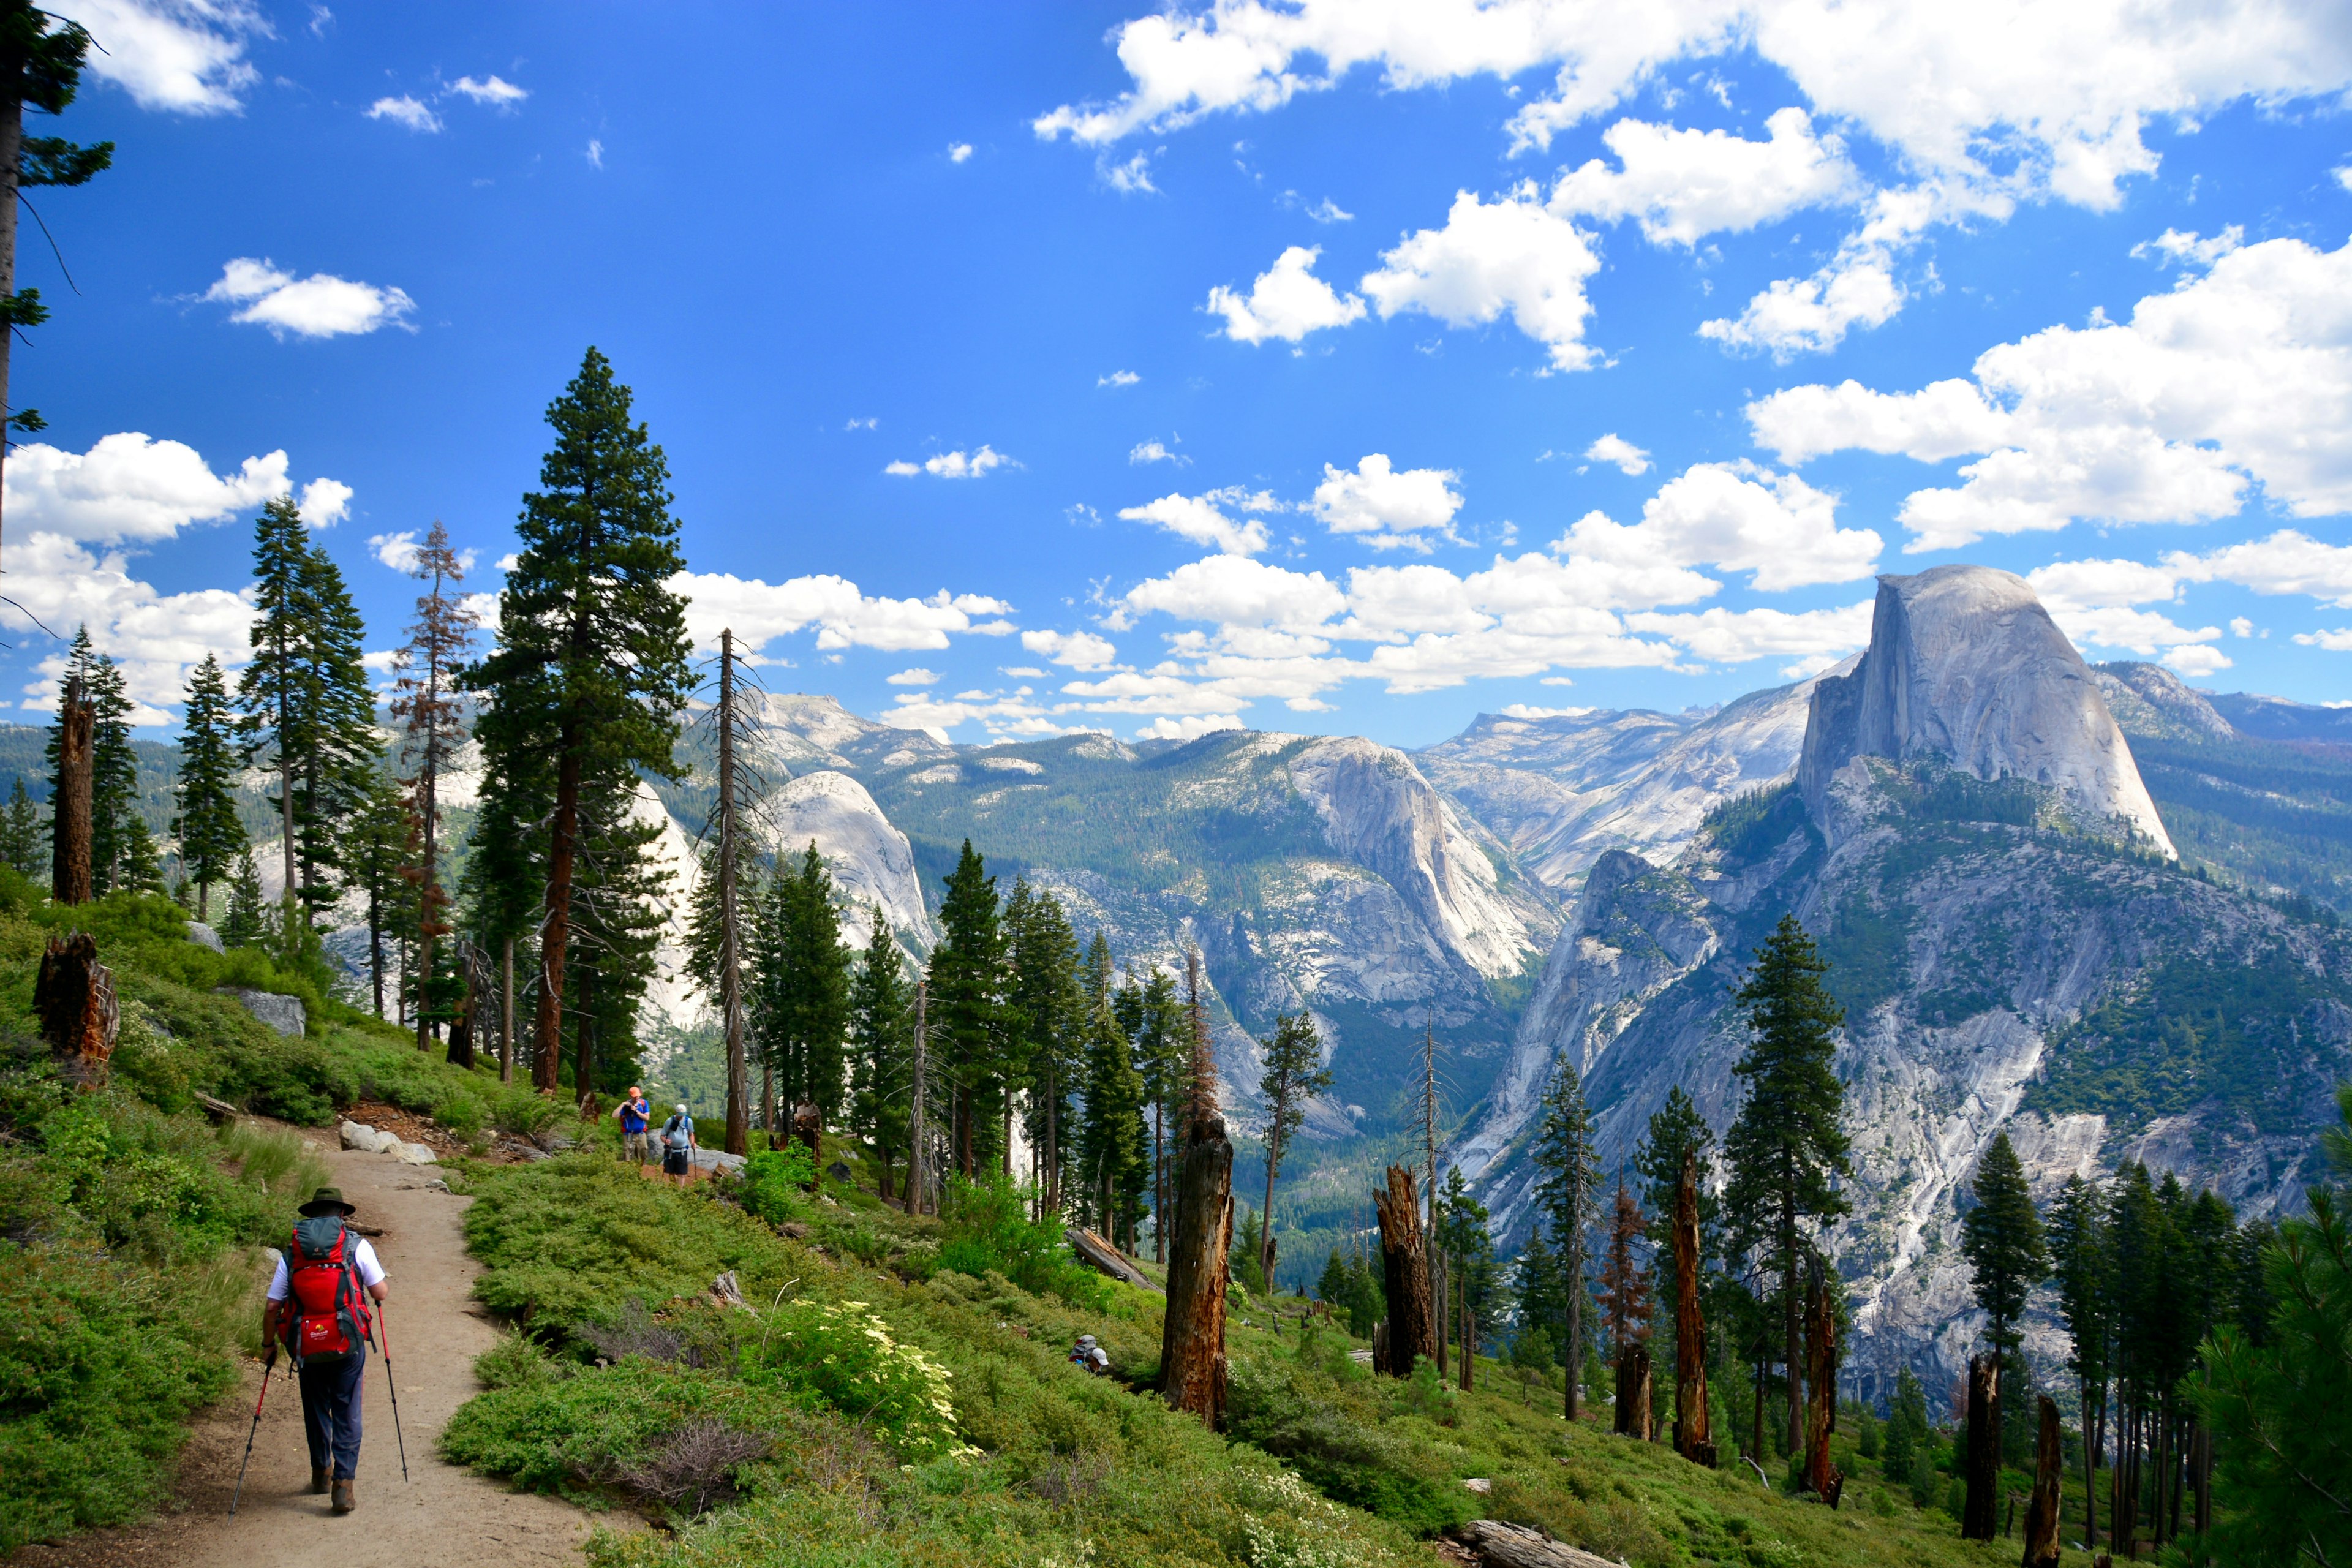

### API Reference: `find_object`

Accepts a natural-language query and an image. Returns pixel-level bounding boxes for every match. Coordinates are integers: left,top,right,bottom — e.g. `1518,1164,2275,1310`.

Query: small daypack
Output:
663,1114,693,1153
285,1215,372,1366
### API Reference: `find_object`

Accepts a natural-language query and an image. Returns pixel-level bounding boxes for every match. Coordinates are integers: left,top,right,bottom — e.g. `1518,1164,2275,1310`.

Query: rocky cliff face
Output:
1463,567,2352,1400
2090,661,2234,741
1417,667,1837,894
1801,567,2174,854
764,771,935,953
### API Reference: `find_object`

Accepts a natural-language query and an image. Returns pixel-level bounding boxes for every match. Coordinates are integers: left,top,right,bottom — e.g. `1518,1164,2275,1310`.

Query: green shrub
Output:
935,1172,1109,1311
736,1145,813,1226
1223,1355,1476,1537
743,1295,974,1460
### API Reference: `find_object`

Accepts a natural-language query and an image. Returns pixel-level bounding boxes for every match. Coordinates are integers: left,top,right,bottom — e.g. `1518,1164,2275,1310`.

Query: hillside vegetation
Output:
0,884,560,1551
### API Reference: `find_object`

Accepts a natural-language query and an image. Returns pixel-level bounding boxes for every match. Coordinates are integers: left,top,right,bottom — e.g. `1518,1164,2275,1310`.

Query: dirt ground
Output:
17,1130,608,1568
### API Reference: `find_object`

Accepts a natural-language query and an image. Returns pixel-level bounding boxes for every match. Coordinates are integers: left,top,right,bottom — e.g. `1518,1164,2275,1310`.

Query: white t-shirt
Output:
266,1236,385,1302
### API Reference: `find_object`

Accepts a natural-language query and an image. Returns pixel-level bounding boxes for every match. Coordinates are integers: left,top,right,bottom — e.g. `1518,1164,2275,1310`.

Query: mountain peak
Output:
1799,564,2174,854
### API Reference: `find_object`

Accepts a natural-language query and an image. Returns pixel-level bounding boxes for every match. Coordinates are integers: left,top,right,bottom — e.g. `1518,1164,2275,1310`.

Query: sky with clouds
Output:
15,0,2352,741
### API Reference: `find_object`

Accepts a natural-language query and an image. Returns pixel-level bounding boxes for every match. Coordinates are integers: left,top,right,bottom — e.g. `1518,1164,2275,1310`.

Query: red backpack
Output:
285,1215,373,1366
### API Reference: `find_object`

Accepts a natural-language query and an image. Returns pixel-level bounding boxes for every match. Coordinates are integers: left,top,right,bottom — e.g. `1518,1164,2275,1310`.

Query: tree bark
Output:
1459,1281,1476,1392
1964,1354,1999,1540
1447,1520,1625,1568
718,628,748,1157
531,731,582,1092
908,981,928,1215
500,937,515,1084
36,932,115,1087
1374,1165,1436,1377
1615,1343,1653,1439
1067,1226,1159,1291
1673,1153,1716,1466
50,691,92,905
2022,1394,2062,1568
1160,1110,1233,1425
1804,1261,1841,1506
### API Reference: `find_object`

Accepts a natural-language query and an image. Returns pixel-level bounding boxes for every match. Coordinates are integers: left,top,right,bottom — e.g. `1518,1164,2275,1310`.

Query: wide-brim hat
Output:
298,1186,357,1217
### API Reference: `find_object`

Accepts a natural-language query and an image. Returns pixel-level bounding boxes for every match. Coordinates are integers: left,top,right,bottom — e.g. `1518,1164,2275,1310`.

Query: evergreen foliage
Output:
1256,1010,1332,1291
749,842,851,1123
929,840,1008,1176
1077,932,1147,1246
1003,880,1083,1210
0,776,38,878
168,654,244,922
845,914,913,1199
1959,1131,2046,1428
1530,1061,1600,1418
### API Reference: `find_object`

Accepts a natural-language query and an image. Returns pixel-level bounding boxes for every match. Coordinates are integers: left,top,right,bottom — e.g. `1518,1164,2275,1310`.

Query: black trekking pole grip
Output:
228,1354,274,1516
374,1304,410,1483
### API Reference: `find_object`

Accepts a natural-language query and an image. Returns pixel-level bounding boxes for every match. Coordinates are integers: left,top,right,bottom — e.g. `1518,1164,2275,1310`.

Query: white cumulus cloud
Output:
1205,245,1366,345
674,572,1016,655
1129,439,1188,466
948,141,974,162
366,95,442,132
886,667,938,685
1566,462,1880,592
2,432,317,545
1311,454,1463,551
450,74,527,107
1550,107,1853,247
1360,186,1601,372
55,0,263,115
1118,492,1271,556
1584,434,1651,475
202,257,417,339
1022,628,1120,669
883,445,1014,479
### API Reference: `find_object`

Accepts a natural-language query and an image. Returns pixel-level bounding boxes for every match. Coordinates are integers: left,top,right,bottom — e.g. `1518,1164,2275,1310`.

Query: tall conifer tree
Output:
1256,1009,1331,1292
1079,932,1147,1246
751,842,851,1123
0,775,39,876
467,349,690,1091
390,520,479,1050
846,913,913,1199
172,652,245,921
1532,1061,1601,1419
1005,880,1084,1211
929,839,1006,1176
1722,913,1851,1456
1961,1130,2047,1452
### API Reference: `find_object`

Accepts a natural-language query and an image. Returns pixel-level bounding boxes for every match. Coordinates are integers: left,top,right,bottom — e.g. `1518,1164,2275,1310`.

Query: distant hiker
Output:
263,1186,386,1516
661,1104,697,1186
1069,1333,1109,1376
614,1085,653,1165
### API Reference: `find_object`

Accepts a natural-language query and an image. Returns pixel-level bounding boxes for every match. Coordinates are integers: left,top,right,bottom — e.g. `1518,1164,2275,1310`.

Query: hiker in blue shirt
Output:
660,1104,697,1187
612,1085,653,1165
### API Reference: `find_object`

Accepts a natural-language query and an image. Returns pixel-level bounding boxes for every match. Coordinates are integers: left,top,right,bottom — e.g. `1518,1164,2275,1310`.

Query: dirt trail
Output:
23,1136,600,1567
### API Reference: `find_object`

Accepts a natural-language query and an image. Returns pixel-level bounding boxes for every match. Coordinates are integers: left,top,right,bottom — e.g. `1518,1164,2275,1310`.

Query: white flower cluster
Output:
1233,1468,1357,1568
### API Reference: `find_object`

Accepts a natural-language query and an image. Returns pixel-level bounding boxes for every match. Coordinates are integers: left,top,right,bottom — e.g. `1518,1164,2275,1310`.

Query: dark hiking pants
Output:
299,1345,367,1479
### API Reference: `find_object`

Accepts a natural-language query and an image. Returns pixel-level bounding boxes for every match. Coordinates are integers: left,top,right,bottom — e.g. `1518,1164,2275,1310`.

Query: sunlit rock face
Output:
1800,565,2174,856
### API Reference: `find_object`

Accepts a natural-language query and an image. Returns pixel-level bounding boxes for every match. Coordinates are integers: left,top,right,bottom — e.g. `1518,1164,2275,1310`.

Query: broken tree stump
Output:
36,933,117,1088
1964,1354,1999,1540
1159,1111,1234,1425
1615,1341,1653,1439
1374,1165,1436,1377
50,693,93,907
1067,1226,1161,1292
1672,1152,1716,1467
2022,1394,2062,1568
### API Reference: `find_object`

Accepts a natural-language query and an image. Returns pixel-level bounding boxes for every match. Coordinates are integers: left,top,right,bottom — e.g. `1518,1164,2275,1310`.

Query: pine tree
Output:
235,496,379,930
1133,965,1189,1261
171,652,245,922
0,775,39,877
929,840,1006,1177
1960,1131,2046,1464
220,846,265,948
1599,1181,1653,1364
1438,1165,1497,1389
345,772,415,1019
1256,1009,1331,1293
456,741,543,1081
1531,1060,1601,1420
560,775,671,1098
751,842,852,1125
2046,1172,2111,1547
1079,937,1147,1249
0,2,111,563
1722,913,1851,1456
115,813,164,894
85,652,138,894
1005,881,1084,1212
846,913,913,1200
1634,1084,1716,1434
390,519,480,1052
466,349,690,1091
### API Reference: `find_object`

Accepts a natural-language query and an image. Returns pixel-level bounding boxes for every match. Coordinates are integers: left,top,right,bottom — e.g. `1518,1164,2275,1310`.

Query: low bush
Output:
934,1172,1109,1311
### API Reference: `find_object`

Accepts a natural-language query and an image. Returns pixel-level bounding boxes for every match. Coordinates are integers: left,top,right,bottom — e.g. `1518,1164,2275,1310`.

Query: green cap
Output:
298,1186,356,1216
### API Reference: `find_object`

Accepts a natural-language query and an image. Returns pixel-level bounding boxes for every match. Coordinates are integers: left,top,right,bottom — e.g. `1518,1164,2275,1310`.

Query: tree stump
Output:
2022,1395,2062,1568
1804,1260,1842,1506
1672,1152,1715,1466
792,1101,823,1173
1159,1112,1233,1425
36,933,116,1088
50,697,93,907
1615,1341,1653,1439
1373,1165,1436,1376
1963,1354,1999,1539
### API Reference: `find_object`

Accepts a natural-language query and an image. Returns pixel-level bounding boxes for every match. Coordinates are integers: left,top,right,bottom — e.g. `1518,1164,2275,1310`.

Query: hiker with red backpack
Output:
263,1186,388,1515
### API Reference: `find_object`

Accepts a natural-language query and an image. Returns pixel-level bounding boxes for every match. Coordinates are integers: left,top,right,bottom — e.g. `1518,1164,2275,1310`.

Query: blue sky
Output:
17,0,2352,745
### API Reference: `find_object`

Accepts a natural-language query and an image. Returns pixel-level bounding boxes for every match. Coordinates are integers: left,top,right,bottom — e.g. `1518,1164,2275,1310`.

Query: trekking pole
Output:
228,1354,274,1516
372,1306,410,1483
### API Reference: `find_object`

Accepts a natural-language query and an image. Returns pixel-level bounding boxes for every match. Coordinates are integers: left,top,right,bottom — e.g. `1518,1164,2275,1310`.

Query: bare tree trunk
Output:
1964,1354,1999,1540
908,980,929,1216
1673,1154,1716,1466
2023,1394,2063,1568
718,629,748,1156
1615,1343,1653,1439
51,687,92,905
532,729,582,1093
1374,1166,1436,1377
1804,1261,1841,1506
1159,1109,1233,1426
571,963,596,1112
0,92,21,568
500,937,515,1084
1153,1103,1166,1263
36,932,116,1087
1458,1281,1475,1392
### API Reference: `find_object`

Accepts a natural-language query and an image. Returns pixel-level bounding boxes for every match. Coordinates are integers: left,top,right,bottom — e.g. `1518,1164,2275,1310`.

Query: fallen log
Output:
1066,1226,1162,1292
1448,1520,1625,1568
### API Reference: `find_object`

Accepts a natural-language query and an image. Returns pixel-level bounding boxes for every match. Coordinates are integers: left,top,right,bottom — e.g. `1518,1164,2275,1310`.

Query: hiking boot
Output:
309,1467,330,1494
331,1479,355,1514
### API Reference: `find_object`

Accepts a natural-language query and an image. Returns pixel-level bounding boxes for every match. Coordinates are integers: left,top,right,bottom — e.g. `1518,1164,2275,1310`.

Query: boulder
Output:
339,1120,386,1153
530,1126,575,1153
691,1147,746,1176
185,921,226,954
219,987,306,1037
389,1140,439,1166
